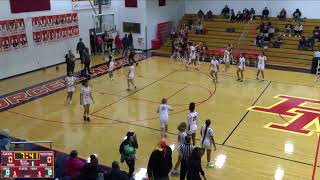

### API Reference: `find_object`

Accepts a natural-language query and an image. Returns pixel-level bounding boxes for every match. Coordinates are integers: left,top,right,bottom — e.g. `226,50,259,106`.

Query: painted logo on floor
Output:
249,95,320,136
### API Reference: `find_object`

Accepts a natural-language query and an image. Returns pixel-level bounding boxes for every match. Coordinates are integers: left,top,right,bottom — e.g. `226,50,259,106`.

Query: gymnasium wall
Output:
184,0,320,19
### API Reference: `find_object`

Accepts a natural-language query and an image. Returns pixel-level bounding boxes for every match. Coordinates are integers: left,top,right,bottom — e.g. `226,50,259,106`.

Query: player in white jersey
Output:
223,44,232,74
256,52,267,81
237,53,246,82
200,119,217,168
156,98,173,138
209,56,220,83
186,45,199,71
80,80,94,122
187,102,198,146
171,122,187,176
127,62,136,91
65,72,77,104
107,55,115,80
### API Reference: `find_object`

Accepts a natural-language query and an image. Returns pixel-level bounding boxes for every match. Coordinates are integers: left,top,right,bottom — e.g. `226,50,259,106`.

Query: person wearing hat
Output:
119,132,138,179
0,129,12,151
147,140,173,180
65,150,85,179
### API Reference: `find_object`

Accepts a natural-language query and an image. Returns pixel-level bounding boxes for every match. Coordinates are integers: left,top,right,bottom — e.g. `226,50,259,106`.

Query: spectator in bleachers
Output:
307,36,315,51
257,22,265,32
221,5,230,18
119,132,138,179
230,9,236,22
78,155,104,180
0,129,12,151
278,8,287,20
197,10,205,19
147,140,173,180
262,7,269,20
284,22,293,37
255,34,264,48
250,8,256,20
298,36,307,50
242,8,251,22
293,9,302,22
195,22,204,34
65,150,85,180
268,25,275,39
313,26,320,41
235,11,243,23
206,10,213,20
104,161,129,180
294,23,303,37
272,35,283,48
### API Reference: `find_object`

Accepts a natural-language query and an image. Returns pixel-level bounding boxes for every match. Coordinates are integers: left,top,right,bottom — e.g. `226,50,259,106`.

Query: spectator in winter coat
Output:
65,150,85,179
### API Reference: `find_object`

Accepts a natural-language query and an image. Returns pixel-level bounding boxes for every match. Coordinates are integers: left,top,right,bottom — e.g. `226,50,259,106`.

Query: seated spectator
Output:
65,150,85,179
78,155,104,180
104,161,129,180
221,5,230,18
197,10,205,19
307,36,315,51
268,25,275,39
263,33,271,42
257,22,265,33
206,10,213,20
293,9,302,22
230,9,236,22
0,129,12,151
278,8,286,20
235,11,243,23
313,26,320,41
298,36,307,50
262,25,269,37
255,34,264,48
249,8,255,20
294,23,303,37
273,35,283,48
195,22,203,34
147,141,172,180
284,22,293,37
262,7,269,20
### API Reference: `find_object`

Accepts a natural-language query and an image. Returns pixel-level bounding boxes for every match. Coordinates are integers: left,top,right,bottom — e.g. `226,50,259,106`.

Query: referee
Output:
178,135,194,180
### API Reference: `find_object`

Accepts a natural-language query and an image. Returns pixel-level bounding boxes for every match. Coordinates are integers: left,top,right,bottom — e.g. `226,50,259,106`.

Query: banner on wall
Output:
0,18,28,53
32,13,80,46
72,0,111,10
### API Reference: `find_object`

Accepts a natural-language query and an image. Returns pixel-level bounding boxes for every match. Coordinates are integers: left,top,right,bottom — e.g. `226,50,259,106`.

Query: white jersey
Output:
187,112,199,126
223,50,230,62
210,59,219,72
80,86,91,100
190,46,196,60
128,65,134,79
109,61,114,71
178,131,188,144
238,57,245,69
65,76,76,87
158,104,172,121
257,55,267,65
201,125,213,143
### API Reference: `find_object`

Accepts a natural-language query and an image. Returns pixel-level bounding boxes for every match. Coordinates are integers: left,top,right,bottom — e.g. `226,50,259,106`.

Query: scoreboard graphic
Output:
1,151,54,178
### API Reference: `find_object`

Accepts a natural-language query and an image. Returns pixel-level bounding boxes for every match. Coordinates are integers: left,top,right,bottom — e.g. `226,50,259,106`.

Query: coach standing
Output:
77,38,86,64
179,135,194,180
83,48,91,75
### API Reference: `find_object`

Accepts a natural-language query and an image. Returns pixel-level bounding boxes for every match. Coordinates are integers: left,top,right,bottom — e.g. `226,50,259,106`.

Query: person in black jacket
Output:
65,50,75,74
76,38,86,64
78,155,104,180
187,147,206,180
262,7,269,20
128,32,133,48
221,5,230,18
147,141,173,180
104,161,129,180
293,9,302,22
83,48,91,75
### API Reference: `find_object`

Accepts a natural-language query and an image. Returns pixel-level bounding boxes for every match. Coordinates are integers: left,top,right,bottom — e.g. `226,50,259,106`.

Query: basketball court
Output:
1,55,320,179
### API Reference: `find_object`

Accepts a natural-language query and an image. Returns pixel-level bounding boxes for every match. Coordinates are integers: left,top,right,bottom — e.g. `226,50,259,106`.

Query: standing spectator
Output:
195,22,203,34
114,32,123,55
0,129,12,151
128,47,138,65
284,22,293,37
313,26,320,41
262,7,269,20
206,10,213,20
128,32,133,48
76,38,86,64
104,161,129,180
229,9,236,22
65,150,85,179
278,8,286,20
249,8,255,20
179,135,194,180
187,147,206,180
147,141,173,180
235,11,243,23
83,48,91,75
96,36,102,54
197,10,204,19
65,50,75,74
294,23,303,37
122,34,130,57
78,155,104,180
89,32,96,54
221,5,230,18
293,9,302,22
119,132,138,179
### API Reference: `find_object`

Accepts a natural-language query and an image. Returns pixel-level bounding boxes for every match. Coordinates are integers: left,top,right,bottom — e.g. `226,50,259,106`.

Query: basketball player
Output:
200,119,217,168
223,44,232,74
237,53,246,82
209,56,219,83
127,62,136,91
256,52,267,81
186,44,199,71
107,55,115,80
187,102,198,146
156,98,173,138
65,72,77,104
80,80,94,121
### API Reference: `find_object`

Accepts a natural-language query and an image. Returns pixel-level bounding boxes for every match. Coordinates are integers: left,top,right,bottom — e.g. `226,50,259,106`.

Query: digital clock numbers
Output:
1,151,54,178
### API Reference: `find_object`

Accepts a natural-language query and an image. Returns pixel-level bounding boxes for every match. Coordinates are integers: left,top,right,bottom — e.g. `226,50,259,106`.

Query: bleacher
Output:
175,14,320,71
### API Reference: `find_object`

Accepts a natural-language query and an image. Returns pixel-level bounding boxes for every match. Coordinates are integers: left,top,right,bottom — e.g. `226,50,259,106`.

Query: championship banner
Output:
0,18,27,53
72,0,110,11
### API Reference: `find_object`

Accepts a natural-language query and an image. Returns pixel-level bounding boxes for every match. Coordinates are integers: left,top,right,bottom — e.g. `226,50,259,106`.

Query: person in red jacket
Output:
65,150,85,179
114,33,123,55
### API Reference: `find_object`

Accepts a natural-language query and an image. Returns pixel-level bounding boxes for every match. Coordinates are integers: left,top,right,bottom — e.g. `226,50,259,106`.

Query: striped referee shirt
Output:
178,143,194,160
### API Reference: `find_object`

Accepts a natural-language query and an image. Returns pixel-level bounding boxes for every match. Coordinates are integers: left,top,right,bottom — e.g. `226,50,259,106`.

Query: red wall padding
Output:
125,0,137,7
10,0,51,13
159,0,166,6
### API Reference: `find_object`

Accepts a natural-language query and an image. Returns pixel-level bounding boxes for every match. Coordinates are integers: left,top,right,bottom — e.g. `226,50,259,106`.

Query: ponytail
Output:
201,119,211,145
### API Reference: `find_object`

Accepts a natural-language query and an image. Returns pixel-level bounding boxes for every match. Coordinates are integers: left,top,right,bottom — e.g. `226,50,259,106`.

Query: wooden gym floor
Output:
1,55,320,179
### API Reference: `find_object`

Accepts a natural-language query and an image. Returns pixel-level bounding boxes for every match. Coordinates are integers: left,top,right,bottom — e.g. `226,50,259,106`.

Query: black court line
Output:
92,114,320,168
222,81,272,145
90,70,177,115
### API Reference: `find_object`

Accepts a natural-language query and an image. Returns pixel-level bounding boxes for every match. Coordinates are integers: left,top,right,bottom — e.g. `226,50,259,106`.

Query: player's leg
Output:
86,104,91,121
236,68,240,81
240,70,244,82
256,70,260,80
